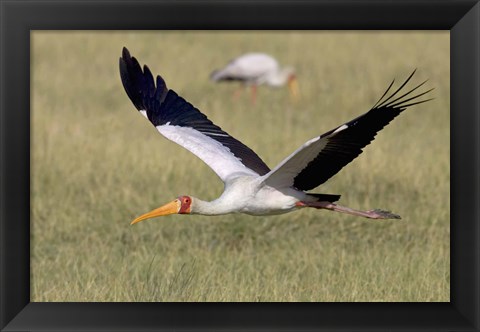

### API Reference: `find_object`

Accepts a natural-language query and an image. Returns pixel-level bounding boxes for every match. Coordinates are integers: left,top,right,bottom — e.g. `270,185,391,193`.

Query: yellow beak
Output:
288,77,300,101
131,199,180,225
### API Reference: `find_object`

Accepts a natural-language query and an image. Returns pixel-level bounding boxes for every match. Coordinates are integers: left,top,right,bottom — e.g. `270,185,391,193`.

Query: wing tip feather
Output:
119,47,169,115
374,70,433,110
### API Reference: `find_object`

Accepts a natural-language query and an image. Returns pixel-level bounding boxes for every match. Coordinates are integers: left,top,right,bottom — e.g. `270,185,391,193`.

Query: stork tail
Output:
307,193,341,203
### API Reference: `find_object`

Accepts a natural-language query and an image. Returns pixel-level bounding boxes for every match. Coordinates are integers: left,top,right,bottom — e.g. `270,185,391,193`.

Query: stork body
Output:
119,47,432,224
210,53,298,103
197,176,311,216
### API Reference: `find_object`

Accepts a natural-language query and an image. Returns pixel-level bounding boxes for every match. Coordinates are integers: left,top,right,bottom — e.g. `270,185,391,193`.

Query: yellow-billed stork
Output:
119,47,432,225
210,53,299,103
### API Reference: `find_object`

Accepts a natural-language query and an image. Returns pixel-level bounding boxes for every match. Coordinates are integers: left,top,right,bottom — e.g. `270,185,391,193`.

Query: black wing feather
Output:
293,71,432,191
119,47,271,176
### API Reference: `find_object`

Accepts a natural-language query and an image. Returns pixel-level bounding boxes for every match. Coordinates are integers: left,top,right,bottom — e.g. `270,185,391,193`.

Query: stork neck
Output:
266,67,294,86
191,197,234,216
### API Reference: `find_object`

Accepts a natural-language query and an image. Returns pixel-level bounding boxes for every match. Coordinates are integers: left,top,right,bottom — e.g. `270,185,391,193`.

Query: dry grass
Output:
31,31,449,302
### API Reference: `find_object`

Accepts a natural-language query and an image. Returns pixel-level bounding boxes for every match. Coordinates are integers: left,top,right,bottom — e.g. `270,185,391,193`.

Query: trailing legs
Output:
298,201,401,220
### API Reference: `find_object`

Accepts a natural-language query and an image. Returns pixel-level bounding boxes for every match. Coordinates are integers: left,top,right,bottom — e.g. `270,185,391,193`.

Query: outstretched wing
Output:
119,47,271,182
263,70,433,190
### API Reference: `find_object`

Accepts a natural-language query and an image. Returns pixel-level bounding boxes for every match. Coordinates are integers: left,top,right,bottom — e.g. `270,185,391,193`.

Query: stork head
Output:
130,195,192,224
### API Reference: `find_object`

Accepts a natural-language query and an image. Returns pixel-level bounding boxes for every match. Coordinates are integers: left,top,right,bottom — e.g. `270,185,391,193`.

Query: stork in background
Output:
210,53,299,104
119,47,433,224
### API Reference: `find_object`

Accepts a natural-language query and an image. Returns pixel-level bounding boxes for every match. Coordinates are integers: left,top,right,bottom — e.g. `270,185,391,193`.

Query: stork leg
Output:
301,201,401,220
232,86,243,101
251,85,257,105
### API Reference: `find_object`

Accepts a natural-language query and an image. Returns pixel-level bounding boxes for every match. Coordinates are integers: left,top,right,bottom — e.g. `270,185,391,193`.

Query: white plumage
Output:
210,53,299,102
158,125,259,182
119,48,433,224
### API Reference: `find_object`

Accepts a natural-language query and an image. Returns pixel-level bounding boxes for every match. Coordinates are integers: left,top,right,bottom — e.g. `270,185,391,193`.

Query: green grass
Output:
31,31,450,302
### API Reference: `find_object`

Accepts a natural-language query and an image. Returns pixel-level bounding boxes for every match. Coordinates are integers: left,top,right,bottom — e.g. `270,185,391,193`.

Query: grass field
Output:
31,31,450,302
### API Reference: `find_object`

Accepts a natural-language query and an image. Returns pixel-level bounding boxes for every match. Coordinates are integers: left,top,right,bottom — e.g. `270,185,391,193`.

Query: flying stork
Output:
210,53,299,103
119,47,432,225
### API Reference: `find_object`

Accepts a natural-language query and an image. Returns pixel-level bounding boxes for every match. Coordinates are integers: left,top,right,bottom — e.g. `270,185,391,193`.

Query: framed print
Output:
1,1,479,331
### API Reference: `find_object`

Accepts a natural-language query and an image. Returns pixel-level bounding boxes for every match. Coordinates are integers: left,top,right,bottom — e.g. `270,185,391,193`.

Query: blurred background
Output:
31,31,449,302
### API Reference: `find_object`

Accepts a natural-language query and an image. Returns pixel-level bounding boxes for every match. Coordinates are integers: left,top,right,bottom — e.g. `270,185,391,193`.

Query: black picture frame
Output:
1,1,479,331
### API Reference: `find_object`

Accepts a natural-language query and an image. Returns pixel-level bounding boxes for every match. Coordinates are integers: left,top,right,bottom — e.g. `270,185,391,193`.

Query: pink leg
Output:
301,201,401,220
232,86,242,101
251,85,257,105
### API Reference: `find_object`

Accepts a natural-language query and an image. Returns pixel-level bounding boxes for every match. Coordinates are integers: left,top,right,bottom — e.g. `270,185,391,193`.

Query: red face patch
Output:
178,196,191,214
